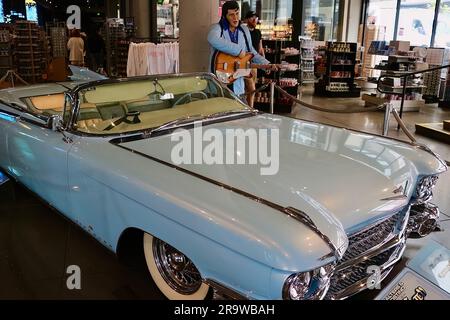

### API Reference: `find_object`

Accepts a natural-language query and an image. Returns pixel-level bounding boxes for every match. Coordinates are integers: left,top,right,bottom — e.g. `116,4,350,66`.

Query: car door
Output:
0,106,18,171
6,102,78,217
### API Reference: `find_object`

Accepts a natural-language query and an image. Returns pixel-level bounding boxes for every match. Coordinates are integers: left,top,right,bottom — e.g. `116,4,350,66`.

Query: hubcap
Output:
152,238,203,295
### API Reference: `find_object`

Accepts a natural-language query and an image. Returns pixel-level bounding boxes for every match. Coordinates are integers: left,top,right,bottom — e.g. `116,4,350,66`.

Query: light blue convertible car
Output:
0,73,447,300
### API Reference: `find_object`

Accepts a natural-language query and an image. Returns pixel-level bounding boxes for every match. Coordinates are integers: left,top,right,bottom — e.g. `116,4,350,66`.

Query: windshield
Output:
74,74,249,135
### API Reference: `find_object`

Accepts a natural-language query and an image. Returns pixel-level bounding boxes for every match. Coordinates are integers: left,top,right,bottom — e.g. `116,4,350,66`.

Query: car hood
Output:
118,113,446,240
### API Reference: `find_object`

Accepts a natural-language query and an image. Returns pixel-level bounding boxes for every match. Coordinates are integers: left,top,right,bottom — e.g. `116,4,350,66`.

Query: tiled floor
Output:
0,89,448,300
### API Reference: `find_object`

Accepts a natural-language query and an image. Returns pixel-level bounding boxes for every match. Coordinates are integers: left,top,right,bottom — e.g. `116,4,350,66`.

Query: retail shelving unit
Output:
105,19,128,78
46,21,67,59
299,36,315,85
315,42,361,98
423,48,449,104
362,55,425,112
439,71,450,109
254,39,299,113
0,25,14,79
15,21,45,84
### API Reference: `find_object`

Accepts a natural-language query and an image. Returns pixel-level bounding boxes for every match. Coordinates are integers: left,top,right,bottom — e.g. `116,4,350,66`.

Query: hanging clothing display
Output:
127,42,179,77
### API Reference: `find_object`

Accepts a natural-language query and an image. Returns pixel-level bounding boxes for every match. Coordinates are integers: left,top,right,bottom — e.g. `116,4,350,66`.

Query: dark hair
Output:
71,29,81,37
222,1,240,18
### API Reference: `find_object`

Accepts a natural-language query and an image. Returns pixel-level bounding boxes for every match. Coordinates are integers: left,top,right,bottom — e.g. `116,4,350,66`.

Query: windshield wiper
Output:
146,114,207,136
207,109,257,119
143,109,257,138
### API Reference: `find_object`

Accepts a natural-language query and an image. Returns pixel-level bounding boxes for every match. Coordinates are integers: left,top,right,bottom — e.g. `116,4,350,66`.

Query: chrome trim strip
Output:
414,144,448,173
204,279,248,300
111,141,341,261
330,238,406,300
337,209,409,271
0,110,19,122
337,229,405,272
284,207,343,259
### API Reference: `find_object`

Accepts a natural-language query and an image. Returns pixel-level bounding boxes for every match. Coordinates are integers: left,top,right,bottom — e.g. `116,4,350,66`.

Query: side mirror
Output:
47,114,64,132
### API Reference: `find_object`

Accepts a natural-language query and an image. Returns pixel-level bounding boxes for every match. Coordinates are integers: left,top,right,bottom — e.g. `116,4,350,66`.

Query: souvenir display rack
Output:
0,25,14,79
46,21,67,58
14,21,46,84
299,36,315,85
104,19,128,78
362,55,425,112
254,39,300,113
315,42,361,98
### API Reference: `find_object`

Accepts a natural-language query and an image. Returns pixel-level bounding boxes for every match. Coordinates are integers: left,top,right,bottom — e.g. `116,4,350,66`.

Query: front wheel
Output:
143,233,210,300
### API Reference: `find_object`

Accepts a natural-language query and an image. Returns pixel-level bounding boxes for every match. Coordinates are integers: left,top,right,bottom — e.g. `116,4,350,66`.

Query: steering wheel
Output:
172,91,208,107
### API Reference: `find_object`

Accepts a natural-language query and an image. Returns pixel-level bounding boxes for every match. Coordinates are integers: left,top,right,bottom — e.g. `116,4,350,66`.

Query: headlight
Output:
283,264,335,300
415,176,438,204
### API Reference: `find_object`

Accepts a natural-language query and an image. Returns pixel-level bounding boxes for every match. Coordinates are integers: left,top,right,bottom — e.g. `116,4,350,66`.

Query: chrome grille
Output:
340,214,400,264
326,212,406,300
327,246,397,297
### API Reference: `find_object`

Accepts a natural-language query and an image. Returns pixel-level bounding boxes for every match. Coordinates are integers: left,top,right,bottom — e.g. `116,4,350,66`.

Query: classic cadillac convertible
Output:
0,73,447,300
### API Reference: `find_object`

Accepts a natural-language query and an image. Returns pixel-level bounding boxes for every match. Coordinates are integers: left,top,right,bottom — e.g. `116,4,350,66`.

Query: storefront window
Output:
157,0,179,39
434,0,450,48
366,0,397,41
396,0,437,46
302,0,336,41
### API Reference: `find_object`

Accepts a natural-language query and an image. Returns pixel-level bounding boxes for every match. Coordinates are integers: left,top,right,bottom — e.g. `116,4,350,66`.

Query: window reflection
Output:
396,0,437,46
289,121,407,176
434,0,450,48
302,0,338,41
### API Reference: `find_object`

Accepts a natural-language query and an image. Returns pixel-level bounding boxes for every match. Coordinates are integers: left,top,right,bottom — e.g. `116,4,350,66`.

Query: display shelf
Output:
362,94,424,112
315,42,361,98
254,39,300,113
300,37,315,86
14,21,46,84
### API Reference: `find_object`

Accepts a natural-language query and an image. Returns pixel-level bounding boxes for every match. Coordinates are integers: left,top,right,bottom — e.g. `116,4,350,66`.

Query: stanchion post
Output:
270,82,275,114
383,103,393,136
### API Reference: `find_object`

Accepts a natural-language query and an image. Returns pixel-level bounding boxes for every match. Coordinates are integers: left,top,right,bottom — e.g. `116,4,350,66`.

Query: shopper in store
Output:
87,28,106,73
67,29,85,67
244,11,264,58
243,10,265,107
207,1,276,99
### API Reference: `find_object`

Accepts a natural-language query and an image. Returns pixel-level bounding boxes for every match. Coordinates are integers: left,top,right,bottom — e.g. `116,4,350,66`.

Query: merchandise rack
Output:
314,42,361,98
254,39,300,113
46,21,67,58
105,18,135,78
0,24,14,79
362,55,425,112
299,36,315,85
14,21,46,84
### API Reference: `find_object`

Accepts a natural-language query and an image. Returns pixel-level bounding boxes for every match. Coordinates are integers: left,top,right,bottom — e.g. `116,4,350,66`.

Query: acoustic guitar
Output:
213,52,280,85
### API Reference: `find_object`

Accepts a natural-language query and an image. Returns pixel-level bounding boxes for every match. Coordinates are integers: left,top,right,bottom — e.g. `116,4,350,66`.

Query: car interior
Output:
20,76,246,135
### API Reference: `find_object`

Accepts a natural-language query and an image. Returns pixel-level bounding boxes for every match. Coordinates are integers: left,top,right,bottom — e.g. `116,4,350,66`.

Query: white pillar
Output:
179,0,220,73
346,0,363,43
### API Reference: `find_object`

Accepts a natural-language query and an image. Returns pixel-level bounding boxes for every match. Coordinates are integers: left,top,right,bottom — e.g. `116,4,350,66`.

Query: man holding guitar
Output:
208,1,278,101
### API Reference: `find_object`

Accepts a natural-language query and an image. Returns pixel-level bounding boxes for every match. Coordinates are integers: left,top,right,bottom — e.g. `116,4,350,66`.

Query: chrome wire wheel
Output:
143,233,210,300
153,237,202,294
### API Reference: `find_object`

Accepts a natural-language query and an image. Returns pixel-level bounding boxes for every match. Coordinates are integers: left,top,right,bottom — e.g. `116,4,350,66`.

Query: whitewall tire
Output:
143,233,210,300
